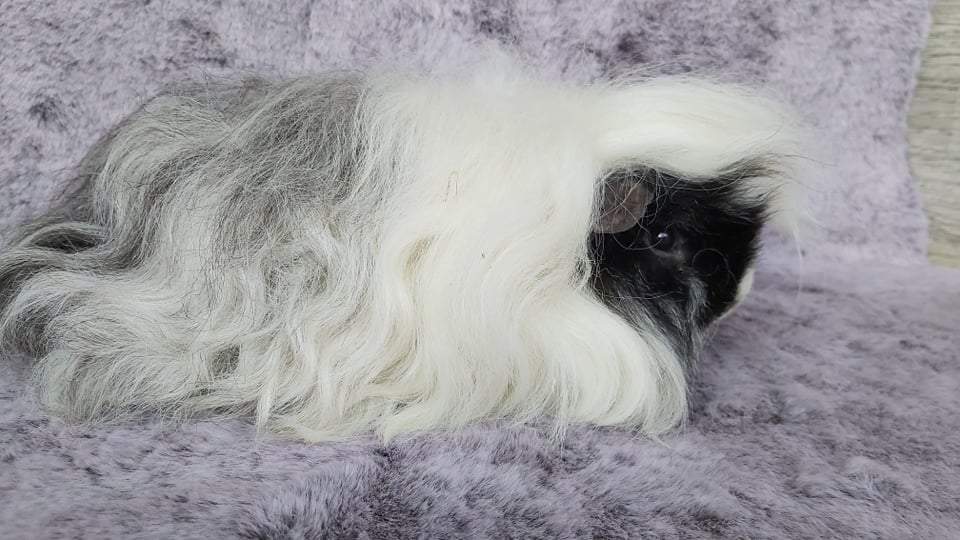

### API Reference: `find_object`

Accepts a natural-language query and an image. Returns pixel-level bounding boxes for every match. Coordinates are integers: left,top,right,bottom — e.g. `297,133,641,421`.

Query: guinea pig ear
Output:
593,170,652,234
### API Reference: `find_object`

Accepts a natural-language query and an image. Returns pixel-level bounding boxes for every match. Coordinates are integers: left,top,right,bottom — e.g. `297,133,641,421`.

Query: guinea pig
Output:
0,56,804,441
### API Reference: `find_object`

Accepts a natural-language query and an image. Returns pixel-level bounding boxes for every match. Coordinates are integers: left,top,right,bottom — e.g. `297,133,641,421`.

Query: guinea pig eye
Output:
651,229,677,251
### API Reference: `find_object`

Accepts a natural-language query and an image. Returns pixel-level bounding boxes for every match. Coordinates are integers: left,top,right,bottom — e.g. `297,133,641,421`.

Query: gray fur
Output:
0,76,369,422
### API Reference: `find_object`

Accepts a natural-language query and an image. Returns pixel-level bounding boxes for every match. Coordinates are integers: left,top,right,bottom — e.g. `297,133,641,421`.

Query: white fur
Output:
0,56,804,441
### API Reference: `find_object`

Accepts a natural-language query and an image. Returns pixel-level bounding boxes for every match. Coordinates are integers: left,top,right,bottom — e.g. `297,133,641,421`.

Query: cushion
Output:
2,0,956,536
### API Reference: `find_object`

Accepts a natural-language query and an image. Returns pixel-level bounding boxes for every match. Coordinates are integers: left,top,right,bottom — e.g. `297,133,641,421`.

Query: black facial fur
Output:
589,165,769,356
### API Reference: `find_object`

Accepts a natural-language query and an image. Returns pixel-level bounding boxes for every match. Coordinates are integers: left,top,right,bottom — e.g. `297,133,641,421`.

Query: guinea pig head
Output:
589,163,769,355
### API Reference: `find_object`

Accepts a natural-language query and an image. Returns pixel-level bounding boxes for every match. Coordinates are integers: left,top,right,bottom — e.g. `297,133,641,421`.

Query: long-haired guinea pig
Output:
0,56,805,441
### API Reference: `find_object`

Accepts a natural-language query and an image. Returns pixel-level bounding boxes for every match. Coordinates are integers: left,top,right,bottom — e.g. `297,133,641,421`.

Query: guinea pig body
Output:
0,57,804,441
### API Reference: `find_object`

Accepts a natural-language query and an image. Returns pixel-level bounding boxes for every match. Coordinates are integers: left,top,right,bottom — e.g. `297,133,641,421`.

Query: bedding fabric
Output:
2,1,958,538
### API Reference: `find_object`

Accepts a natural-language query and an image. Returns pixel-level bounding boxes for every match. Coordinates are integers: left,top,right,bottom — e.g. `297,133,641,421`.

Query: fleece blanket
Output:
1,1,957,538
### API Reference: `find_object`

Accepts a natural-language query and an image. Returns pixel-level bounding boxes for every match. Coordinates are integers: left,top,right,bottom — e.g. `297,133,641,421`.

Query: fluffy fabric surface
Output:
2,0,957,538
